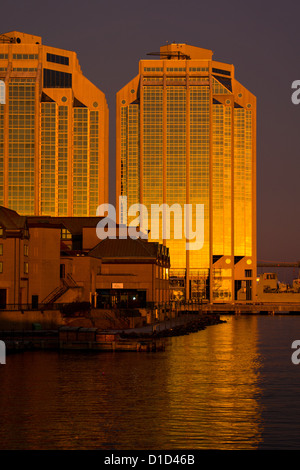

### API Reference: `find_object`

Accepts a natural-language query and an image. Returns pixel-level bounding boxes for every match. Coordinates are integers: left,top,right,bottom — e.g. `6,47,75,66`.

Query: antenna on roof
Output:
146,51,190,60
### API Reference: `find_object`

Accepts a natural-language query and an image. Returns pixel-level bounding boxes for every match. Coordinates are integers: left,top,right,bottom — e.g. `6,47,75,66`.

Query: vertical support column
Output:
162,62,167,245
103,98,109,207
54,103,59,216
3,61,11,208
115,94,122,221
139,76,144,206
68,101,73,216
209,68,213,303
185,65,190,300
231,100,235,303
152,263,156,303
86,109,90,216
34,61,42,215
252,99,257,300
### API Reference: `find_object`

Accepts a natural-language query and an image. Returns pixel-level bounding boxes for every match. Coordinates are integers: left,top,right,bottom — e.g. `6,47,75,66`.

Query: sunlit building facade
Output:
116,43,256,303
0,31,109,216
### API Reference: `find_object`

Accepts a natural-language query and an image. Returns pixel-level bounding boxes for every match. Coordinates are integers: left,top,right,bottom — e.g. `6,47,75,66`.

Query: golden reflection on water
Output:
0,316,265,450
164,315,263,449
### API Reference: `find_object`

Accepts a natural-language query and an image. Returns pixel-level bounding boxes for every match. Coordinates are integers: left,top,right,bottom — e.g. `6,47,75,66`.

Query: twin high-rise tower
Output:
0,34,256,303
116,43,256,303
0,31,108,217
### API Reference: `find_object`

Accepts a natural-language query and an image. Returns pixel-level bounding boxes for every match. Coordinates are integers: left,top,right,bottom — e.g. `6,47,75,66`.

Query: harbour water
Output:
1,314,300,450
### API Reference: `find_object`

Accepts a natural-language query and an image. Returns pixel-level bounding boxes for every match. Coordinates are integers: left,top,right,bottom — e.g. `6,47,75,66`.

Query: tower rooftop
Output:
159,43,213,60
0,31,42,45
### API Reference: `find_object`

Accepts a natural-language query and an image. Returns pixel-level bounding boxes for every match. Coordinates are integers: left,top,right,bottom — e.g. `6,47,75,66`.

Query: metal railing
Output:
0,299,207,313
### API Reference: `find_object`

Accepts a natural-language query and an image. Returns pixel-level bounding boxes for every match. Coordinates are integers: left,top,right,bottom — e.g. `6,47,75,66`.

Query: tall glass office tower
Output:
116,43,256,303
0,31,109,216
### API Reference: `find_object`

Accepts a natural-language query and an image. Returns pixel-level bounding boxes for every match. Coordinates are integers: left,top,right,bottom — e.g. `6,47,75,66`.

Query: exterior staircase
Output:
42,274,80,305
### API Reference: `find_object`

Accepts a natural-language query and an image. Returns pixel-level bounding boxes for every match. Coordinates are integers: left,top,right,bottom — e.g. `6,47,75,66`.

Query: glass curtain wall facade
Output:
116,43,256,303
0,31,109,216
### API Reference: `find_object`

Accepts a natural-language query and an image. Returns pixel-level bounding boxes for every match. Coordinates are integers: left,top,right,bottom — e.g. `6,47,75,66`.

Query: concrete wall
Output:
29,227,61,303
0,309,65,330
0,237,30,305
0,307,147,331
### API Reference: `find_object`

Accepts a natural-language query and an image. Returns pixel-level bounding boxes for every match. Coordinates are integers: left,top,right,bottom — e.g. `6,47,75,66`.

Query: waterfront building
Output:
0,206,169,309
116,43,256,303
0,31,109,217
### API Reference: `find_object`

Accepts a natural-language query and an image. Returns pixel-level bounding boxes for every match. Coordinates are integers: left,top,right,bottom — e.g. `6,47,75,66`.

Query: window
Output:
97,265,101,275
189,67,209,72
0,262,2,273
61,228,72,239
245,269,252,278
144,67,163,72
13,67,37,72
213,75,232,92
47,53,69,66
43,68,72,88
24,262,29,274
0,227,3,237
24,244,28,257
212,67,231,76
166,67,186,72
266,273,276,280
13,54,38,60
0,244,3,256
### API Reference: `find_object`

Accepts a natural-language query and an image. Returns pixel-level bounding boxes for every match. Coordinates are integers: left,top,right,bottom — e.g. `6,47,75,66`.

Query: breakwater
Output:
120,314,225,339
1,314,225,353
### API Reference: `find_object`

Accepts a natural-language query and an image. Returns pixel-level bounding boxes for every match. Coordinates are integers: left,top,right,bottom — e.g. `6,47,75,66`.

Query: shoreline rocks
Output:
120,314,226,339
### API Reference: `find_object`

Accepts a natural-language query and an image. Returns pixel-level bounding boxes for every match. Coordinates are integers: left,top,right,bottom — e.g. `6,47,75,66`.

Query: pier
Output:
2,299,300,355
0,313,225,353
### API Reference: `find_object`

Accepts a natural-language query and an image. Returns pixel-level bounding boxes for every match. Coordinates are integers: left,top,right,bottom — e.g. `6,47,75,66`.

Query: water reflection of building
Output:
0,31,109,217
116,43,256,303
165,315,263,449
0,206,169,309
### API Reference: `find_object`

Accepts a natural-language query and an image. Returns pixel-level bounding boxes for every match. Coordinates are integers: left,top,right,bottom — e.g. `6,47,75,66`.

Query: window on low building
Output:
24,262,29,274
61,228,72,239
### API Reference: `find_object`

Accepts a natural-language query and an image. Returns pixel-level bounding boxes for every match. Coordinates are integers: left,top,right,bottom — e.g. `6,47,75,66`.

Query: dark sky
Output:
2,0,300,272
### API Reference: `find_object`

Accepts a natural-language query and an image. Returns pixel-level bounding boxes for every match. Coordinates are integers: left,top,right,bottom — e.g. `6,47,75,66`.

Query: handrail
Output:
41,274,79,304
